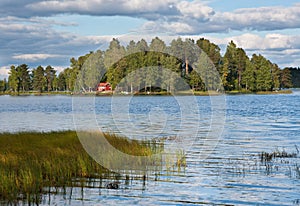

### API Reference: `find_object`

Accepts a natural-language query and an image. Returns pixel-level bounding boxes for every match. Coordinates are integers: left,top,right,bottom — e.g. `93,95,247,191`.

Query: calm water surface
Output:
0,92,300,205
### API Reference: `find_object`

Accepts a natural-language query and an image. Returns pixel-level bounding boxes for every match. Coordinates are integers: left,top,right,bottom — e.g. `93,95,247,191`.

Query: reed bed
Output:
260,149,298,162
0,131,160,204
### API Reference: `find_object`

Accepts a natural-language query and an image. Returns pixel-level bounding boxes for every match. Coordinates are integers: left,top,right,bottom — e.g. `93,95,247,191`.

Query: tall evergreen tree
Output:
251,54,273,91
45,65,56,92
0,79,6,92
196,38,222,73
236,48,248,90
16,64,31,92
78,50,105,92
271,63,281,90
8,65,18,92
280,68,293,88
104,38,126,69
223,41,238,90
32,66,45,93
57,72,66,91
169,38,199,77
241,59,256,91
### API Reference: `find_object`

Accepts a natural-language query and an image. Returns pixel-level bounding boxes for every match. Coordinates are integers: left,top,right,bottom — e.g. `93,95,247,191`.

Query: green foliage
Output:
77,50,105,92
4,37,296,94
0,78,7,92
32,66,46,93
8,65,18,92
286,67,299,88
0,131,159,203
45,65,56,92
196,38,222,72
251,54,273,91
241,59,256,91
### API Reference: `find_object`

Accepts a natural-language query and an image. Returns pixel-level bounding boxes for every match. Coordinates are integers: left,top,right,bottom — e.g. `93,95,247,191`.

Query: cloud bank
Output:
0,0,299,79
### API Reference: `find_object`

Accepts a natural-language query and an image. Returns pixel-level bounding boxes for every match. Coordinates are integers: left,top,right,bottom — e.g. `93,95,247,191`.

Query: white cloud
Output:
12,54,63,62
3,1,300,34
215,4,300,31
25,0,180,19
1,1,300,71
177,1,214,20
140,3,300,34
222,33,298,51
0,16,106,67
0,66,10,79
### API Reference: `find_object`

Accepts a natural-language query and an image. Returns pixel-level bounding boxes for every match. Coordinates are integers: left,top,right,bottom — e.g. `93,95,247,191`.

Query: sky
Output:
1,0,300,79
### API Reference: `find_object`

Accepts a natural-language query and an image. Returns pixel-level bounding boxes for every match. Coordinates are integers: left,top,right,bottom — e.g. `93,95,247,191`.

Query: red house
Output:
97,82,112,92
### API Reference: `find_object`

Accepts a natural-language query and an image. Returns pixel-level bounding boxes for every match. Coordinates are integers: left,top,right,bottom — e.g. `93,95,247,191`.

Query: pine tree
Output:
8,65,18,92
45,65,56,92
280,68,293,88
32,66,46,93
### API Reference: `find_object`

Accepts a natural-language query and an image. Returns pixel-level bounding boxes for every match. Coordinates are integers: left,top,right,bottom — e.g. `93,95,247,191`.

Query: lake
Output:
1,92,300,205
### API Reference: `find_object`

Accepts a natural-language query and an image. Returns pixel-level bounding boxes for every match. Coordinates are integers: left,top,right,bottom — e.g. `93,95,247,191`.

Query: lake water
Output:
1,92,300,205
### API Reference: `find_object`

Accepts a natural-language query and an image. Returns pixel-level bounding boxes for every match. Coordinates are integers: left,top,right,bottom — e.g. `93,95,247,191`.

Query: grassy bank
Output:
0,131,159,204
226,89,293,95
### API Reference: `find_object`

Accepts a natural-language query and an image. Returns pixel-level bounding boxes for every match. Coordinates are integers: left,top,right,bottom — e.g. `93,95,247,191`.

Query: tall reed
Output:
0,131,160,204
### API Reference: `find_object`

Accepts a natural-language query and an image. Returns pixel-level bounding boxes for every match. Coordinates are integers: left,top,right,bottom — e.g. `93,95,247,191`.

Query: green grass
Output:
226,89,293,95
0,131,160,204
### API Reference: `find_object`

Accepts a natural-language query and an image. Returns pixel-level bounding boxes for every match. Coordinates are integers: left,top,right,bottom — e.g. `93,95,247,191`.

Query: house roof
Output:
98,82,110,86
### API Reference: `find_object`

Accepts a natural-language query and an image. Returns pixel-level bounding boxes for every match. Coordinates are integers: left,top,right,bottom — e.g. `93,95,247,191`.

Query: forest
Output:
0,37,297,94
287,67,300,88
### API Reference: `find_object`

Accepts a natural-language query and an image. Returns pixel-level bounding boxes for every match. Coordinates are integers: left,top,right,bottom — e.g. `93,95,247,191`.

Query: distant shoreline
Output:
0,89,293,96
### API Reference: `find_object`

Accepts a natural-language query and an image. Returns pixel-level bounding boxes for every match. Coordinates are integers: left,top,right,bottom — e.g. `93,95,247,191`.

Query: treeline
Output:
0,37,295,94
287,67,300,88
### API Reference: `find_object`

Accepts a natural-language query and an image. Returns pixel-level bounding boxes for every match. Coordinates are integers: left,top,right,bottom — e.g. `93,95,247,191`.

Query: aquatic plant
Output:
0,131,160,204
260,148,298,162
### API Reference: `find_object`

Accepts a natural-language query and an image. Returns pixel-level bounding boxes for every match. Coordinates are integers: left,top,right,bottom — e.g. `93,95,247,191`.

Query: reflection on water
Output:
1,93,300,205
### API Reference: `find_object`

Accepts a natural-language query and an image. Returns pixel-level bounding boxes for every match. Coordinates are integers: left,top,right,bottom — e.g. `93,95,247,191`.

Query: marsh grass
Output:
257,147,300,178
260,149,298,162
0,131,160,204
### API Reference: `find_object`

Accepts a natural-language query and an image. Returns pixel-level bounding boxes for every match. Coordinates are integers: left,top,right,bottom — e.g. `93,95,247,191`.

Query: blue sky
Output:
1,0,300,79
208,0,299,11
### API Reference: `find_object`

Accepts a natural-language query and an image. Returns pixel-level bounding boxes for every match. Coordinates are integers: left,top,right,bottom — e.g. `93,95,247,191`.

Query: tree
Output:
288,67,300,87
251,54,273,91
271,63,281,90
149,37,166,53
280,68,293,88
236,48,248,90
223,41,239,90
189,70,203,91
0,78,6,92
169,38,199,77
57,72,66,91
196,38,222,73
104,38,126,69
241,59,256,91
8,65,18,92
63,68,77,91
78,50,106,92
16,64,31,93
136,39,149,53
32,66,45,93
220,58,230,90
45,65,56,92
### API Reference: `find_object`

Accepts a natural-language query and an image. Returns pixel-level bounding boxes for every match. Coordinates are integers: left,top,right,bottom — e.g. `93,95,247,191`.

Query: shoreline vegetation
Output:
0,131,165,204
0,89,293,96
1,37,299,96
